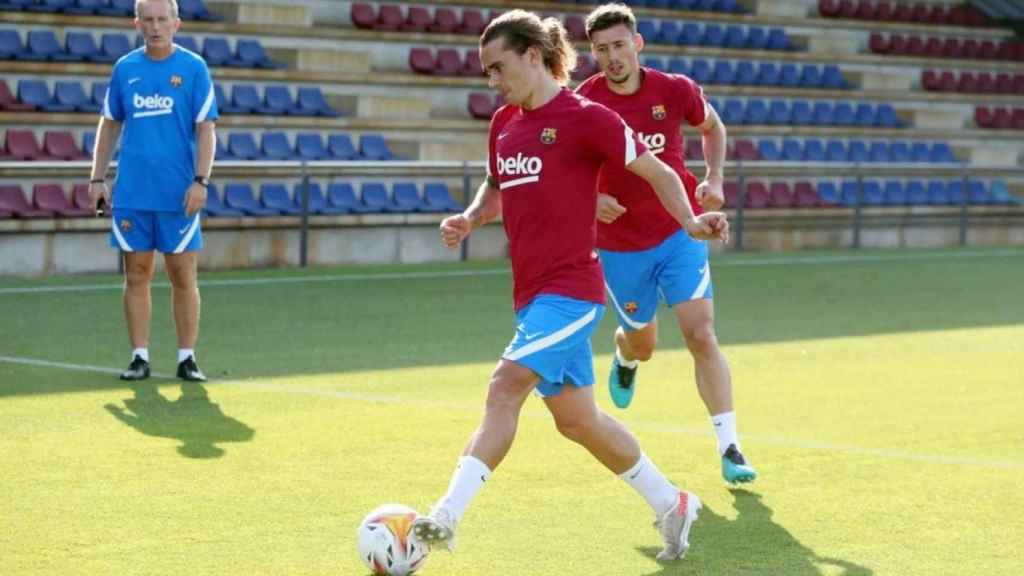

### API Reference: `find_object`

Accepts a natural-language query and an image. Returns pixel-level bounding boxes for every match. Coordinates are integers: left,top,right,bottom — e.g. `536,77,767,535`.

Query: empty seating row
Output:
636,20,792,50
869,33,1024,61
1,129,88,160
819,0,990,27
644,58,849,89
1,79,105,113
351,2,490,35
215,132,396,161
467,91,504,120
409,47,484,77
619,0,745,13
0,29,283,68
205,181,463,216
0,182,92,218
922,70,1024,95
708,98,905,128
0,0,219,20
705,138,957,163
722,179,1017,209
974,107,1024,130
215,84,339,117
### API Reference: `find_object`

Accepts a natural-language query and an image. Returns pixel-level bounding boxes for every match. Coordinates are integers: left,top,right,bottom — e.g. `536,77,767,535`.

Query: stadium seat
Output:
744,182,770,208
657,21,681,45
862,181,884,205
5,129,56,160
744,100,768,124
202,36,232,66
645,57,667,72
889,141,911,163
55,81,97,113
458,9,487,35
21,30,79,61
822,65,846,90
721,99,744,124
0,79,33,111
966,180,989,205
260,183,302,215
848,140,869,163
0,185,54,218
564,14,587,41
678,22,702,46
295,133,328,161
224,183,280,216
289,182,333,215
688,59,712,84
351,3,376,29
989,181,1017,205
883,181,906,205
637,20,659,43
296,87,341,117
430,7,458,33
781,138,803,161
799,65,822,88
767,100,790,125
214,136,232,160
359,134,393,161
97,33,131,63
804,139,826,162
25,0,72,12
768,182,795,208
818,182,840,206
571,54,598,81
33,183,91,217
839,181,860,206
435,48,462,76
91,81,108,110
43,131,87,160
327,182,373,213
18,80,75,112
685,139,703,161
0,28,26,60
811,102,833,126
794,182,819,207
261,132,294,160
327,133,360,160
468,92,496,119
202,184,243,217
723,182,738,208
910,142,930,163
930,142,956,163
462,49,484,76
926,181,950,205
711,60,736,85
833,102,855,126
376,4,403,30
227,132,261,160
723,25,745,49
233,39,284,69
854,103,875,127
179,0,220,21
757,139,781,161
945,181,966,205
732,139,760,161
361,183,402,212
779,64,800,87
96,0,133,16
175,35,200,54
409,47,436,75
423,182,462,212
66,31,101,61
825,140,847,162
868,141,889,163
703,24,725,47
392,182,428,212
229,84,261,114
64,0,106,15
259,85,299,115
905,180,927,205
734,61,757,85
766,28,790,51
214,84,241,115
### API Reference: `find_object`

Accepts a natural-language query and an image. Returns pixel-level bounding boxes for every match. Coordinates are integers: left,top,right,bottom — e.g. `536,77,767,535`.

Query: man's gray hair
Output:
135,0,179,18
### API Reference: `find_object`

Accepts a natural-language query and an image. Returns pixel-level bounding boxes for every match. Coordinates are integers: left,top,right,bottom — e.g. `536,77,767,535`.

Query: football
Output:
357,503,429,576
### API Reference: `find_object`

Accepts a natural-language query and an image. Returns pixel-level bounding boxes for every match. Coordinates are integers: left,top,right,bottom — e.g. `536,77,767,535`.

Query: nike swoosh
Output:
699,264,708,275
497,132,509,140
179,225,190,234
128,78,141,85
524,331,543,340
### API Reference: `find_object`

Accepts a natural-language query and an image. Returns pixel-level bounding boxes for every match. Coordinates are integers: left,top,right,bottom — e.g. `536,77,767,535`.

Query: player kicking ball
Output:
577,3,755,485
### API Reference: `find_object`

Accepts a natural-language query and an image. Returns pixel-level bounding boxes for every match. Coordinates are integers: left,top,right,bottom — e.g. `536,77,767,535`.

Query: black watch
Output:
194,176,210,188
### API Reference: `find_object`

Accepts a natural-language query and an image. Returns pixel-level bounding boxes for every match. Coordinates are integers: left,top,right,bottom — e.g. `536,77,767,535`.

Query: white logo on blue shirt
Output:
132,93,174,118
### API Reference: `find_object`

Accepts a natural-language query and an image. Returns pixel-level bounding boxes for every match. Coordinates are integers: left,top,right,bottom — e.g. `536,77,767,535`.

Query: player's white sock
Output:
711,411,739,455
178,349,195,363
615,347,639,369
132,348,149,362
619,453,678,516
436,455,491,523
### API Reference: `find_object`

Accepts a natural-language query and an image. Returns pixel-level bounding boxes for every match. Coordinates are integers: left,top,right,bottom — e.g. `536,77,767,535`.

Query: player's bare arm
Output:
596,193,627,224
440,177,502,249
184,121,215,217
88,117,123,213
627,151,729,242
694,103,727,211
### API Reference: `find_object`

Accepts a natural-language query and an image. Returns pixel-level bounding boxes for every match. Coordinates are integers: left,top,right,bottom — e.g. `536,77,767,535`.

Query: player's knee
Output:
166,266,197,290
554,413,595,444
484,374,532,414
124,265,154,288
631,343,655,362
683,322,719,357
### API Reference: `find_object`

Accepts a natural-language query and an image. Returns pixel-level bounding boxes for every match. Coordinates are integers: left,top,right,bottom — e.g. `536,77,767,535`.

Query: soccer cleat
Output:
721,444,757,485
654,490,701,562
608,356,638,409
411,506,458,552
119,355,150,381
176,356,207,382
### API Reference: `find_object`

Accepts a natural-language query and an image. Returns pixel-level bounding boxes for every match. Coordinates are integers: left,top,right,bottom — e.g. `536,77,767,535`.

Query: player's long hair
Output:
481,10,578,86
585,3,637,39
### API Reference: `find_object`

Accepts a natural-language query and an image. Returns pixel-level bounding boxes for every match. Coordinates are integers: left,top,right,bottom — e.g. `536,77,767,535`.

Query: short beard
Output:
606,70,631,85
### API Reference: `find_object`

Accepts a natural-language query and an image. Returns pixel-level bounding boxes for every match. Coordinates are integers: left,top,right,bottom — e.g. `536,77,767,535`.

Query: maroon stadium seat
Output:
995,73,1014,94
905,35,925,56
571,54,597,82
1013,109,1024,130
875,1,893,21
992,108,1012,129
926,4,947,24
948,5,968,26
819,0,840,17
33,184,91,217
962,39,980,59
868,33,889,54
43,131,87,160
794,182,820,207
350,3,376,29
978,41,996,60
910,3,930,23
744,182,771,209
957,72,977,93
887,35,908,55
0,79,35,111
0,185,54,218
974,107,994,128
685,139,703,161
938,70,957,91
376,4,403,30
769,182,796,208
458,9,486,35
732,139,759,161
431,7,458,33
976,73,996,94
462,49,484,77
965,5,988,27
924,37,944,58
401,5,431,32
72,183,92,211
854,0,875,20
435,48,462,76
892,3,913,21
408,47,435,75
723,182,738,208
921,70,941,91
837,0,857,18
941,38,963,59
467,92,494,119
1013,74,1024,95
565,15,587,41
5,130,54,161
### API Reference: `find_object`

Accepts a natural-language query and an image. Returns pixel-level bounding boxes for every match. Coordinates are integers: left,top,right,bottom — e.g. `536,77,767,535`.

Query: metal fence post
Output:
853,166,863,249
299,161,310,268
959,161,969,246
735,157,745,252
460,161,471,262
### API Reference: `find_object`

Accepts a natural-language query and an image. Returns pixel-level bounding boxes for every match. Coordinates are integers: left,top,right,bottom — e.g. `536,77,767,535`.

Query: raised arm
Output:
626,151,729,242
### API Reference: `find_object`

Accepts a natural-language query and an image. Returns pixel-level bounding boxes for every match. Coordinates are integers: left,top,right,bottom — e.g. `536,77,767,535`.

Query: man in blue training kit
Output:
88,0,217,382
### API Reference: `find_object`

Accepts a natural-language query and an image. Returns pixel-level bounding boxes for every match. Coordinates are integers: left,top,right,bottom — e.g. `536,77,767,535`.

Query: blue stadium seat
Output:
96,0,132,16
723,25,745,49
930,143,956,164
779,64,800,87
811,101,833,126
294,181,345,215
64,0,106,15
214,136,233,160
833,102,855,126
766,28,790,51
233,38,284,69
179,0,221,21
678,23,702,46
174,35,200,54
296,87,341,117
883,181,906,205
657,21,680,45
66,31,100,61
868,141,889,163
757,139,781,161
359,134,394,161
848,140,869,163
392,182,428,212
910,142,930,163
825,140,847,162
721,99,744,124
854,103,875,127
203,185,245,217
804,139,826,162
966,180,989,205
327,133,360,160
756,62,779,86
905,180,927,205
926,181,950,205
889,141,911,163
97,33,131,63
644,57,667,72
822,65,847,89
55,81,97,112
945,181,966,205
361,182,402,212
214,84,239,114
227,132,261,160
327,182,373,213
224,183,279,215
719,0,741,13
423,182,463,212
18,80,76,112
862,181,884,205
295,133,328,160
702,24,724,47
711,60,736,84
746,26,767,49
0,29,26,59
781,138,803,161
230,84,261,114
817,182,840,206
27,0,73,12
989,181,1017,205
22,30,79,61
91,81,108,110
202,36,232,67
688,59,712,84
260,183,302,215
767,100,789,125
636,20,658,43
744,99,768,124
260,131,294,160
790,100,813,125
799,65,822,88
734,61,757,85
0,0,35,11
260,85,299,115
666,58,686,75
840,182,860,206
875,104,902,127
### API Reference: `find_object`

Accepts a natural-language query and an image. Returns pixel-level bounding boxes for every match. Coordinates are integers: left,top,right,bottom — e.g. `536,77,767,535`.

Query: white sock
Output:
619,453,678,516
436,455,491,523
132,348,149,362
615,347,639,369
178,349,195,363
711,411,739,455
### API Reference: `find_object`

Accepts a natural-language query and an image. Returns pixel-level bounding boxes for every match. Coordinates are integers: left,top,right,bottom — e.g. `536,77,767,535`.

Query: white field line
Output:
2,354,1021,471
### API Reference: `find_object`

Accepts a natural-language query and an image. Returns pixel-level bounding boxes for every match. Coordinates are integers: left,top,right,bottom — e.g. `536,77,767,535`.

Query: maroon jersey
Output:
488,89,647,311
577,67,707,251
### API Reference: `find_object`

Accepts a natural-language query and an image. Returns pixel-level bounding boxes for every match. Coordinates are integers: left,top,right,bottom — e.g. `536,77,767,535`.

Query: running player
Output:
577,3,756,484
88,0,217,382
410,10,728,563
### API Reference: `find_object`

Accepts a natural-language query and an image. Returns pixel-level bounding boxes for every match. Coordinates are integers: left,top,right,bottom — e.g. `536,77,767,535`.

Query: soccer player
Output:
88,0,217,382
576,3,756,485
411,10,728,562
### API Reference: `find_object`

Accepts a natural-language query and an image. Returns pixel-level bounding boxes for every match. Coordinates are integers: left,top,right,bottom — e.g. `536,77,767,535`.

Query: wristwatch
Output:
193,176,210,188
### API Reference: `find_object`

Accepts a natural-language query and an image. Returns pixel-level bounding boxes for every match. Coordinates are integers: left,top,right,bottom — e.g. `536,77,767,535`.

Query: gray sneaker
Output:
411,506,458,552
654,491,702,562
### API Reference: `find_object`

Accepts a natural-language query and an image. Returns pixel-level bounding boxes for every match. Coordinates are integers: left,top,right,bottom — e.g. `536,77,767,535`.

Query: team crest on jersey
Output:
624,301,638,314
170,75,182,88
540,127,557,145
120,219,132,232
652,105,666,120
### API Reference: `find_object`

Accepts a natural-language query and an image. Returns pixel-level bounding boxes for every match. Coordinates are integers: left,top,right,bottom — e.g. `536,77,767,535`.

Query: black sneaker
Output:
120,355,151,381
176,356,207,382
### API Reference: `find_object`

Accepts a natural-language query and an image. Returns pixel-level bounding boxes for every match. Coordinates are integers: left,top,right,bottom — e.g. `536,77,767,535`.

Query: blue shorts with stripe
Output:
109,208,202,254
501,294,605,398
598,229,712,331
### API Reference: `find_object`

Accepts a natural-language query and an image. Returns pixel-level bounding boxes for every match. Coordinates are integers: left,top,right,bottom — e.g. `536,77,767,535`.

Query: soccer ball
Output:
357,503,429,576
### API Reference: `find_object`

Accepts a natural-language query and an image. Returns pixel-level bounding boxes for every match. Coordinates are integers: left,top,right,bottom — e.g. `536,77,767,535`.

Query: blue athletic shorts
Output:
502,294,605,398
598,229,712,331
109,208,202,254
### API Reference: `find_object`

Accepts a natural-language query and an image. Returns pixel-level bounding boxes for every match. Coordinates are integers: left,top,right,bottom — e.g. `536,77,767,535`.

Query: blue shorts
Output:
598,229,712,331
109,208,202,254
502,294,605,398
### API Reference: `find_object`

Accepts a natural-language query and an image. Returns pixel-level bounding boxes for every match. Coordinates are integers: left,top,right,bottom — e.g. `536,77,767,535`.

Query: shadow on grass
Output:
638,490,872,576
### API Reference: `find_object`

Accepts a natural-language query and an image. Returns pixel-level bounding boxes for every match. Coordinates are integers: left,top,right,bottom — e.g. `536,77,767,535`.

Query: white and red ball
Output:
357,504,429,576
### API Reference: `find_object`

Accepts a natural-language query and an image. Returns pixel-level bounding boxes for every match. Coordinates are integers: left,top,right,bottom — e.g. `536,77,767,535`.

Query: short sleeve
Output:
673,74,707,127
585,104,648,169
192,60,218,123
104,64,124,121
